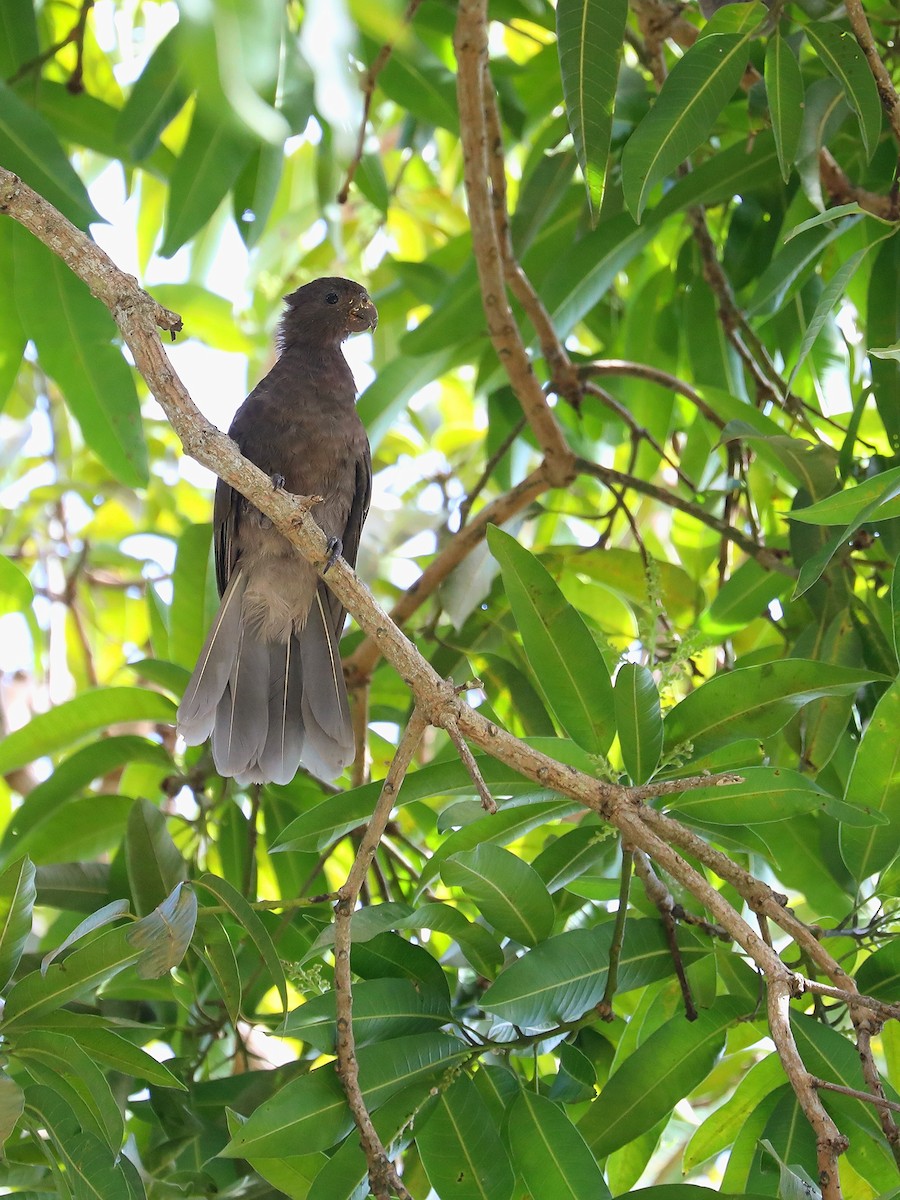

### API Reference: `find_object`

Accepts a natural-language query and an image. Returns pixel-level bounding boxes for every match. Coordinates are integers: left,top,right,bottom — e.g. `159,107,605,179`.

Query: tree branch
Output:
333,709,427,1200
453,0,575,487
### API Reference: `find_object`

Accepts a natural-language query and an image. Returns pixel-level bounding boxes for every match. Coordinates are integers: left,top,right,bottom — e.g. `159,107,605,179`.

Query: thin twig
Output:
438,704,497,813
333,709,427,1200
337,0,425,204
602,847,633,1009
632,849,696,1020
812,1077,900,1116
575,457,793,573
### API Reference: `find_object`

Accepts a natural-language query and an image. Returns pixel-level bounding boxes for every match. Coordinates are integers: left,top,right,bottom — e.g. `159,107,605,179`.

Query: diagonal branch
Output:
0,165,857,1196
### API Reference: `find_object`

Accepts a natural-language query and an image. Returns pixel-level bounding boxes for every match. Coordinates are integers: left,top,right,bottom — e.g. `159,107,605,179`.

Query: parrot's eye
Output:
325,292,339,305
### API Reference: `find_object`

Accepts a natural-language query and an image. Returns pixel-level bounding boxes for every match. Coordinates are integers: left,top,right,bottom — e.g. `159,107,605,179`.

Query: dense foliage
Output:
1,0,900,1197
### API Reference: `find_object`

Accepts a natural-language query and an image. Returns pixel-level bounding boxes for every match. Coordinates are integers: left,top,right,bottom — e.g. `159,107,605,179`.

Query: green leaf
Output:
556,0,627,220
2,736,170,852
40,900,130,976
126,882,197,979
195,914,243,1027
307,1083,435,1200
11,233,149,486
441,844,555,946
867,235,900,455
226,1108,325,1199
509,1091,611,1200
788,243,881,387
169,521,217,670
222,1033,469,1157
0,81,100,227
614,663,662,784
699,559,794,636
117,25,189,159
665,766,836,825
663,660,881,757
790,465,900,526
36,83,175,179
481,919,708,1029
578,999,741,1156
791,1012,894,1136
416,1074,515,1200
748,218,856,318
234,141,285,247
806,22,882,160
793,472,900,597
0,0,38,76
684,1053,786,1172
765,33,804,182
621,8,766,220
544,213,655,337
377,43,459,135
125,799,187,917
548,1041,597,1103
839,679,900,881
11,1031,124,1153
0,553,32,616
0,857,35,990
160,107,254,257
0,688,175,775
195,873,288,1014
397,902,504,977
856,939,900,1002
61,1025,185,1090
0,1071,24,1153
1,795,133,869
284,978,451,1052
488,526,615,755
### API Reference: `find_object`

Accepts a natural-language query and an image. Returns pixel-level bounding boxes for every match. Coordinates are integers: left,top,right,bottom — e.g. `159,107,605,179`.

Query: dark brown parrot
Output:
177,277,376,784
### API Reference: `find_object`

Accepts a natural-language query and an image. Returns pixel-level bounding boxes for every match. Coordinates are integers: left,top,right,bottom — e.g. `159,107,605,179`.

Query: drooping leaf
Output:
806,22,882,160
556,0,627,220
3,925,140,1027
11,233,148,486
125,799,188,917
0,81,100,227
614,663,662,784
195,873,288,1014
40,899,130,976
116,25,189,159
621,5,766,220
839,679,900,881
0,857,35,989
578,999,742,1157
765,33,804,182
160,107,254,257
509,1090,611,1200
416,1074,515,1200
488,526,615,755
